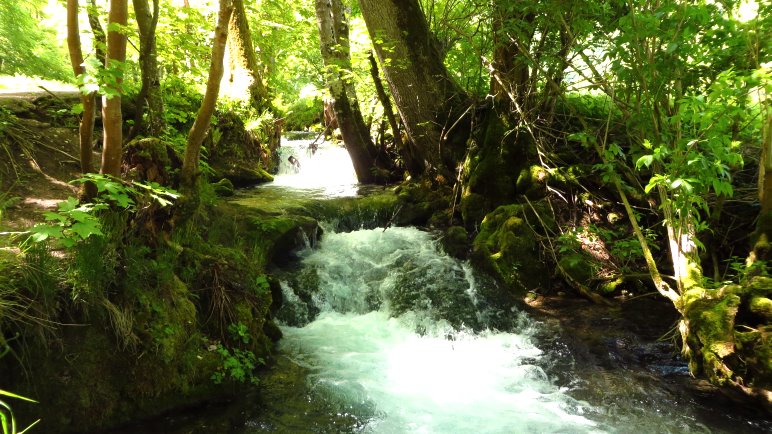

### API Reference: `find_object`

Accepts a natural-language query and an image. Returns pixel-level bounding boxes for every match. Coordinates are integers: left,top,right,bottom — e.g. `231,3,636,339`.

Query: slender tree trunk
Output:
88,0,107,66
100,0,128,177
223,0,270,111
359,0,470,181
180,0,233,194
749,110,772,264
129,0,164,139
315,0,389,183
66,0,96,181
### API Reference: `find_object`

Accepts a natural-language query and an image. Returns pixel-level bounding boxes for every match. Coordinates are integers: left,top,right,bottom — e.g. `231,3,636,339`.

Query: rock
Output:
471,202,554,297
218,164,274,187
441,226,470,259
749,297,772,322
212,178,235,197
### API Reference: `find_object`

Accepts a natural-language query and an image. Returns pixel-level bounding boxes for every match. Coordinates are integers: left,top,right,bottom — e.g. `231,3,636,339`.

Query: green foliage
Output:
210,322,263,385
0,389,39,434
0,0,69,81
25,175,179,249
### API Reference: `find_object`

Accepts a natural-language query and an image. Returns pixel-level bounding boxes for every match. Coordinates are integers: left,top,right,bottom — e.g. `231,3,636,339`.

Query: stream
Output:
107,136,771,433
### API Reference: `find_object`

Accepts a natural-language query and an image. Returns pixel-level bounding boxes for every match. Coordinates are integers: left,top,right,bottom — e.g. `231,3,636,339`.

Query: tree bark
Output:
490,1,534,109
66,0,96,183
129,0,165,139
180,0,233,193
100,0,128,177
359,0,470,181
87,0,107,66
367,50,421,173
223,0,270,111
315,0,390,183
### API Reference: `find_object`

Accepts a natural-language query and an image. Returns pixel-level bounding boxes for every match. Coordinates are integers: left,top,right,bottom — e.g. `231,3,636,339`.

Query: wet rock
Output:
441,225,470,259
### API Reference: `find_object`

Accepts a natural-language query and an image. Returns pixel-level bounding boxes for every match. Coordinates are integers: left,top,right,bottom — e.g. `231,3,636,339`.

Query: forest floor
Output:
0,88,87,234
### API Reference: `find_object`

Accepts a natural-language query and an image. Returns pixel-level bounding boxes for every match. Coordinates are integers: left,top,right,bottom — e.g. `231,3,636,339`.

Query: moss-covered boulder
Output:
441,225,470,259
219,164,274,187
471,201,553,297
680,277,772,398
212,177,235,197
207,111,278,186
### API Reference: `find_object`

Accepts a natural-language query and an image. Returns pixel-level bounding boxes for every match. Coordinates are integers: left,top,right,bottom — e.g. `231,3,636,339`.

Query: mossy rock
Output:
441,226,470,259
515,165,550,199
460,191,486,227
212,177,235,197
470,202,553,297
123,137,181,185
749,297,772,322
217,163,274,187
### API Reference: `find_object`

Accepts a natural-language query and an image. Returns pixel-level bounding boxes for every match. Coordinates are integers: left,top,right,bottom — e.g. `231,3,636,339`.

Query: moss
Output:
600,277,625,294
471,202,553,297
123,137,181,184
460,191,487,227
749,297,772,322
212,178,235,197
441,226,470,259
515,165,550,198
558,253,596,286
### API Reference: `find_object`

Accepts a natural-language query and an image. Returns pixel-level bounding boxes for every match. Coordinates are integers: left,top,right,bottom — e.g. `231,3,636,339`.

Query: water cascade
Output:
274,227,596,433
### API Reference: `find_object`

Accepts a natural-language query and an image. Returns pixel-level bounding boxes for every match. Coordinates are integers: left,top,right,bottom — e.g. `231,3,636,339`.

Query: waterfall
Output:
275,227,598,433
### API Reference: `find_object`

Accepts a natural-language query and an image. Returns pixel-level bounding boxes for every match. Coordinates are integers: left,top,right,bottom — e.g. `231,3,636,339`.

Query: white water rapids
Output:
277,227,598,433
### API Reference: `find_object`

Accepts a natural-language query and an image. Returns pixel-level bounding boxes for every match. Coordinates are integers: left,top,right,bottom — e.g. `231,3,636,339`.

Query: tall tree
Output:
359,0,470,181
180,0,234,194
222,0,270,111
315,0,391,183
100,0,129,177
66,0,97,185
129,0,165,139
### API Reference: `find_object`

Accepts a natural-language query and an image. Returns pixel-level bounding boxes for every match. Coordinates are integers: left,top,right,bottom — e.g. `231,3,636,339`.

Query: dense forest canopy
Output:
1,0,771,431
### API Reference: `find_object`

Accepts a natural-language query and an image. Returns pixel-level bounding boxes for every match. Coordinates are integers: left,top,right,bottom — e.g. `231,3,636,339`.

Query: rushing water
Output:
107,136,770,433
270,134,359,197
273,227,599,433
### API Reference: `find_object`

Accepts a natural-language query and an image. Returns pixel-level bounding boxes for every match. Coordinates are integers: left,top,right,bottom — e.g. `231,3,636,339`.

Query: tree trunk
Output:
129,0,165,139
359,0,470,181
100,0,128,177
367,50,421,174
66,0,96,183
490,1,534,109
315,0,389,183
87,0,107,66
223,0,270,111
180,0,233,194
749,110,772,264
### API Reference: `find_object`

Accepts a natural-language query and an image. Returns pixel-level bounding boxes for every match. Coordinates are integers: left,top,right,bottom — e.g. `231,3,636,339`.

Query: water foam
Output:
278,227,599,433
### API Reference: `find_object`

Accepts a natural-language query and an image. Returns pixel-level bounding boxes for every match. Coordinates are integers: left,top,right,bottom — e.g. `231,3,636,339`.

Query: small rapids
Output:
274,227,597,433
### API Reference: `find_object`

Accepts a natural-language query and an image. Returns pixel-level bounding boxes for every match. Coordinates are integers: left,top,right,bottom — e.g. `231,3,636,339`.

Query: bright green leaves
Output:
25,175,179,249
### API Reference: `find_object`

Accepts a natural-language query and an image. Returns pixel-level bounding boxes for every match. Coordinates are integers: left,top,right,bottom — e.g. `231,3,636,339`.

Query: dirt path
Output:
0,87,90,234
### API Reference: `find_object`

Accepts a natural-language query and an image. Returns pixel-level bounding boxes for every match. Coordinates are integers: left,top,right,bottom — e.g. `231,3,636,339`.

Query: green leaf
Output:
58,197,79,213
43,212,68,223
0,389,37,403
29,224,63,242
636,155,654,169
70,221,103,239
